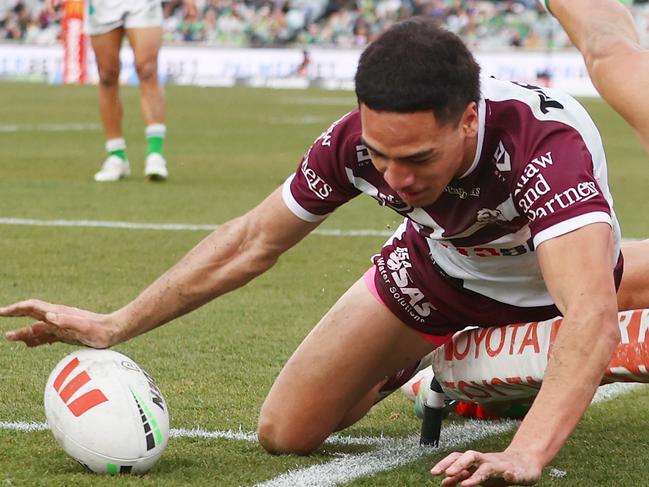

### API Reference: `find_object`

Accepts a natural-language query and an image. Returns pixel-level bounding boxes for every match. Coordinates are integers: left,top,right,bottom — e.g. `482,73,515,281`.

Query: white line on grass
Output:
0,383,643,486
0,423,382,447
0,217,642,241
254,383,644,487
0,217,393,237
0,123,101,133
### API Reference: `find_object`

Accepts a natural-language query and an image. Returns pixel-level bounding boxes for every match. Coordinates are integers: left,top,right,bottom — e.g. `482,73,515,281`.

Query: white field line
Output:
0,217,393,237
0,217,642,241
0,123,101,133
254,383,643,487
0,383,643,486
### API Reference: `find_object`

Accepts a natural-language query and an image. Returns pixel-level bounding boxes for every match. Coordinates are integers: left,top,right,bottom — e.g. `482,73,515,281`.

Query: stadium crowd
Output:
1,0,649,49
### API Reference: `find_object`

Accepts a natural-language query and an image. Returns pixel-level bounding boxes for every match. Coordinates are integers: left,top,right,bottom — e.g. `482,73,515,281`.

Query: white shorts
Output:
85,0,163,36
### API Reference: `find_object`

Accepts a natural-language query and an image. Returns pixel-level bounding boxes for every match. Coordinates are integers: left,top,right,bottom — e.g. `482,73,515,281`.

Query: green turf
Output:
0,82,647,486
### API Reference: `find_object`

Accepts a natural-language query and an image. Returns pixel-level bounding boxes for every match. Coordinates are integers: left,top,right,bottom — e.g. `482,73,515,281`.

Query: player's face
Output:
360,103,479,207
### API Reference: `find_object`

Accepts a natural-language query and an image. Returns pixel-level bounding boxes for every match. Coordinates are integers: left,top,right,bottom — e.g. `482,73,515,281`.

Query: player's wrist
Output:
504,441,550,471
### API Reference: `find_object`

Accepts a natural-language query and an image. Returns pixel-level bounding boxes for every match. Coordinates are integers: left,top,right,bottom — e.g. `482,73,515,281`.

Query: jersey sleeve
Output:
512,128,613,248
282,113,362,222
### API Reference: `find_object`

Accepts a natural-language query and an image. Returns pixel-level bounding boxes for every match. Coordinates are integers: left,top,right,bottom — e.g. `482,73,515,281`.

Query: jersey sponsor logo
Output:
514,151,554,197
373,191,413,213
444,185,480,199
300,158,332,200
493,141,511,172
513,82,565,114
355,144,373,167
525,181,599,222
317,113,349,147
476,208,504,224
441,241,532,258
376,248,436,322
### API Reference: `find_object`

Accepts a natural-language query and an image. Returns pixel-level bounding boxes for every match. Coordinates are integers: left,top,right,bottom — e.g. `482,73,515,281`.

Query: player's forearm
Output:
110,215,281,343
549,0,638,53
505,303,619,466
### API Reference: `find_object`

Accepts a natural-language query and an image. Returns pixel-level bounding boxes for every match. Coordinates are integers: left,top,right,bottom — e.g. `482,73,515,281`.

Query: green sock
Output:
106,138,127,160
146,124,166,155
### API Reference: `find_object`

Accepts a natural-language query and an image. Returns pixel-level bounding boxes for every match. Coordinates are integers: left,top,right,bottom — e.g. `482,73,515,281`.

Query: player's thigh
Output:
258,276,434,454
125,27,163,68
618,239,649,311
90,29,124,77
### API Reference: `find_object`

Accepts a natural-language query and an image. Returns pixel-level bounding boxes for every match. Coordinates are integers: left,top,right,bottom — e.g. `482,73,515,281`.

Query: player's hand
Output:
431,449,542,486
1,299,122,349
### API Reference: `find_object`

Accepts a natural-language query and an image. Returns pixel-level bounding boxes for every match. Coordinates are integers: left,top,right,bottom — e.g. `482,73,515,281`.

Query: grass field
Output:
0,82,648,486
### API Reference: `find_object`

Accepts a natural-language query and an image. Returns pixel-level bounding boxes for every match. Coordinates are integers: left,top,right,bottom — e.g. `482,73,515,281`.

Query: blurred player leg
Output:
545,0,649,152
91,28,131,182
126,27,168,181
257,277,435,455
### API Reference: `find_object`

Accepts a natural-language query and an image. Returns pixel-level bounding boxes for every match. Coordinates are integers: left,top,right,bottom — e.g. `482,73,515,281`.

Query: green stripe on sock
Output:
147,135,164,156
108,148,127,160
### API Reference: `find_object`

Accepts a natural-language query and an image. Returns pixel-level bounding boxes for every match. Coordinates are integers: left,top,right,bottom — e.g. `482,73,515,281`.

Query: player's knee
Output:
257,412,321,456
97,66,119,87
135,59,158,83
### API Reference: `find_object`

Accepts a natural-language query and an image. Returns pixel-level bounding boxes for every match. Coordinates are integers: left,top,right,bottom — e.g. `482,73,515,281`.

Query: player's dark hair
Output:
355,17,481,126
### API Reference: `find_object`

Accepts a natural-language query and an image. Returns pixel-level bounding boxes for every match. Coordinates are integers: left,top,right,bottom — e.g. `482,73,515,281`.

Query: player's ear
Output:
460,102,478,138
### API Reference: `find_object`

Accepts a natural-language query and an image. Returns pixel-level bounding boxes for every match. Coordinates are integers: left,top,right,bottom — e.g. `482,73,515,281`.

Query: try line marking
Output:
0,217,643,241
0,383,643,486
0,217,392,237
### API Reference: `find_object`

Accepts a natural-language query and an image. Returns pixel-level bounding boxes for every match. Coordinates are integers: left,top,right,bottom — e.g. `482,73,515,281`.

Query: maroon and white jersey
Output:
282,77,621,307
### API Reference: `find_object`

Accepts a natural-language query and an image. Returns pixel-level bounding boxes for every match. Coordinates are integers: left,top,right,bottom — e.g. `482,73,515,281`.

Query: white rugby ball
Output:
44,349,169,474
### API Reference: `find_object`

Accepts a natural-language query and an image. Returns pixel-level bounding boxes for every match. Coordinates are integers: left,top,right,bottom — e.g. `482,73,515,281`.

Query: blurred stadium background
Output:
1,1,649,486
1,0,649,93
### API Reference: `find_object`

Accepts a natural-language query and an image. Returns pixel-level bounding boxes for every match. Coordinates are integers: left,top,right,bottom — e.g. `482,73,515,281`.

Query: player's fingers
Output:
431,451,464,475
440,469,472,487
459,463,506,487
6,322,60,346
0,299,61,320
444,450,482,476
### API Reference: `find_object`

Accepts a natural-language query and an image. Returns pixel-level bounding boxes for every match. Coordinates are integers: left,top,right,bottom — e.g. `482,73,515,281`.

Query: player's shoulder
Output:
482,76,592,131
313,109,362,155
481,77,602,172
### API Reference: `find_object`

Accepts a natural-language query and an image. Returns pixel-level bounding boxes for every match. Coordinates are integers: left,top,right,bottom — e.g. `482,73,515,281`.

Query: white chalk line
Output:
253,382,643,487
0,217,642,241
0,383,643,486
0,123,101,133
0,217,393,237
0,421,382,447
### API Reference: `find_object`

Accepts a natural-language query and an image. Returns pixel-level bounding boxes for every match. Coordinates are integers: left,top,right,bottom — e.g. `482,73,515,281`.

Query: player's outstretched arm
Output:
546,0,649,152
431,222,619,486
1,187,321,349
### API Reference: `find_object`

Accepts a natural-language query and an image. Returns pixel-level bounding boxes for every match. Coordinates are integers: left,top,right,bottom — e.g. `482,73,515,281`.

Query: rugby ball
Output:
44,349,169,474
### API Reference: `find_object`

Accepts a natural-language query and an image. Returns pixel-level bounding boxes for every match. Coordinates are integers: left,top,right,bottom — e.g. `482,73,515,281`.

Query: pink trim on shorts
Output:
363,267,453,347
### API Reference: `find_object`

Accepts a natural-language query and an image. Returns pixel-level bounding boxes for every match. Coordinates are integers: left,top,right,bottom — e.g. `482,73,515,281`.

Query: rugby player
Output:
46,0,198,181
2,18,649,486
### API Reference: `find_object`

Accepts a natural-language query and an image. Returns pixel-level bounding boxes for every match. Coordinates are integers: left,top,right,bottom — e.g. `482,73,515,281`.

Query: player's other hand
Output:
431,449,542,486
1,299,122,349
